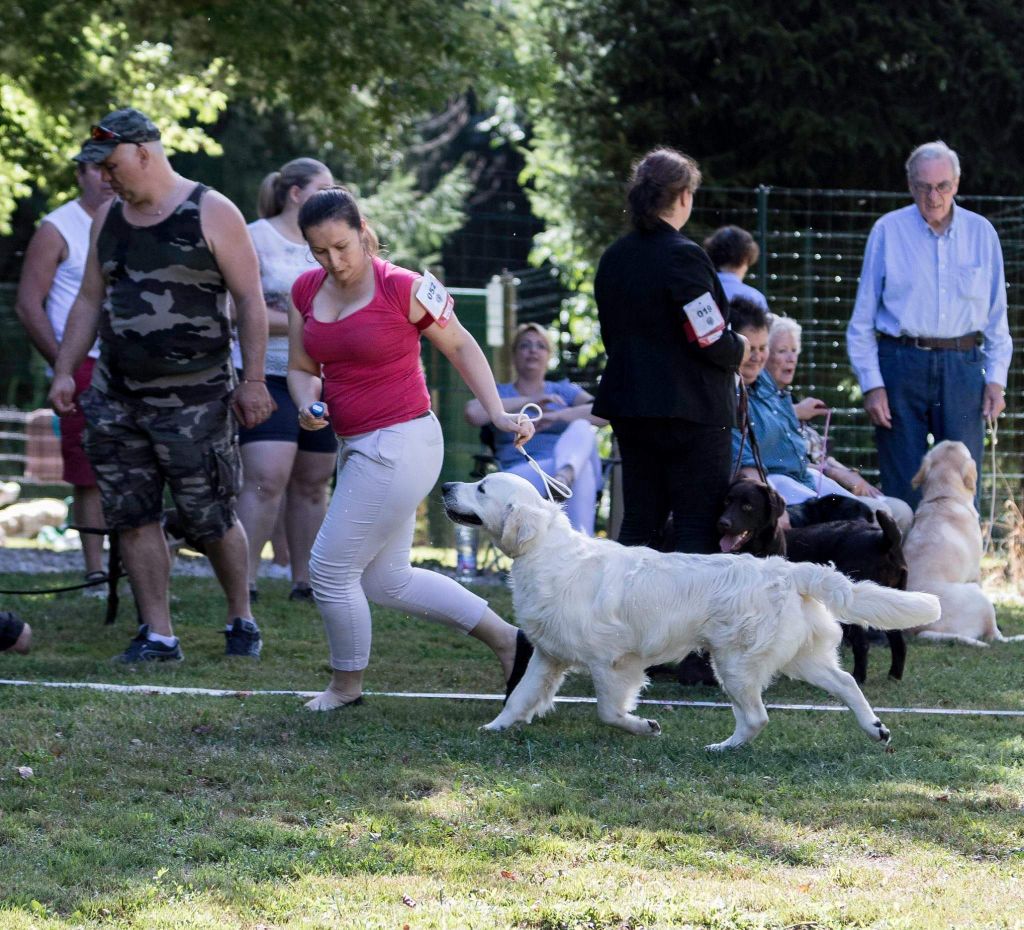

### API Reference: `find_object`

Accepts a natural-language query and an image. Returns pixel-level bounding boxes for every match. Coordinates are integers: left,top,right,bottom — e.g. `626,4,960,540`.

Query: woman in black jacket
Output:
593,147,748,553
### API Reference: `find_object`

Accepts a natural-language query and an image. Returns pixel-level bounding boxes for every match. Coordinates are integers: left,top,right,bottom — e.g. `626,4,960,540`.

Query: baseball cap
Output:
73,108,161,164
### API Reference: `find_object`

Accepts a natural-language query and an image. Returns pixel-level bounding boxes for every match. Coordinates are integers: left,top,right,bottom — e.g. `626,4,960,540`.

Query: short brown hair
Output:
704,225,760,270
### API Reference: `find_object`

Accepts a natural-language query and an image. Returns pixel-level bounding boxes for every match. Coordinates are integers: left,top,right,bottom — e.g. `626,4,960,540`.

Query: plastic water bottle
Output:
454,524,478,580
309,402,325,418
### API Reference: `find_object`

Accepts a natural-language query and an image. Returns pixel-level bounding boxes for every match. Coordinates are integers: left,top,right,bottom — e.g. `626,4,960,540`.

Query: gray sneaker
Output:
115,625,184,663
224,617,262,658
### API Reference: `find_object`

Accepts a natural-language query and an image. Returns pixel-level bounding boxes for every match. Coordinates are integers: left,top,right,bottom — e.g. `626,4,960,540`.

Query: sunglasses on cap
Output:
89,124,129,142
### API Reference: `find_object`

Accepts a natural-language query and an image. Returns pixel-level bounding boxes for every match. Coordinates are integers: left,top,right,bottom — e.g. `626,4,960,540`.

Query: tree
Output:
0,0,525,231
512,0,1024,331
0,9,228,232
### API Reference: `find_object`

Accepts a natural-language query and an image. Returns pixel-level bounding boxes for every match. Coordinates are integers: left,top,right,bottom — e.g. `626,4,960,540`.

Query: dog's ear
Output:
911,455,930,489
766,484,787,521
961,455,978,494
498,502,541,557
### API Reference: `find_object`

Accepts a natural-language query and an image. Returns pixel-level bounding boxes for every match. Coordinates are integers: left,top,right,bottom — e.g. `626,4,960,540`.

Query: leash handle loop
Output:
514,403,573,503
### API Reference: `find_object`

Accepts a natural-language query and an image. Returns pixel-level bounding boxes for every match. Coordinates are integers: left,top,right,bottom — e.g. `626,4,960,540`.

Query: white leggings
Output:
502,419,602,535
309,412,488,671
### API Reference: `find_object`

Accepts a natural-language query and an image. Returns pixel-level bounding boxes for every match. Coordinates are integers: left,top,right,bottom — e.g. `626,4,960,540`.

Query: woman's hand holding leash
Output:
508,403,573,503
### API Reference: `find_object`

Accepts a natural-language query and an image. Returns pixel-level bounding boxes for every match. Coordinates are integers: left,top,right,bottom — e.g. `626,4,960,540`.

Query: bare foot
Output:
304,685,363,712
13,622,32,654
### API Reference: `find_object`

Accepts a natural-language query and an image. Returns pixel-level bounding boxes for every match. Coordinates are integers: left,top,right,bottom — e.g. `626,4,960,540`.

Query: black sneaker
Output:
288,584,315,602
115,625,184,663
224,617,262,658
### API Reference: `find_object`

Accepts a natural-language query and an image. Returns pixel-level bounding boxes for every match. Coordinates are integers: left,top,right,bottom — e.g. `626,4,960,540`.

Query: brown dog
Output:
717,478,909,682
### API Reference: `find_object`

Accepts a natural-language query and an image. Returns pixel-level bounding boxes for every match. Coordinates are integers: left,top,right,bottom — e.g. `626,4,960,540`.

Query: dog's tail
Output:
790,562,940,631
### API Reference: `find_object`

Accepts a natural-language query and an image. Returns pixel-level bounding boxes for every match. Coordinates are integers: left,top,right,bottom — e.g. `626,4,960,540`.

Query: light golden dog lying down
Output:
443,473,940,750
904,440,1023,647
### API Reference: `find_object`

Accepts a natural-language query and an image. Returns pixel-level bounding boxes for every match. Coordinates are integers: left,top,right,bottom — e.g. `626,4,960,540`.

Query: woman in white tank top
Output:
233,158,339,603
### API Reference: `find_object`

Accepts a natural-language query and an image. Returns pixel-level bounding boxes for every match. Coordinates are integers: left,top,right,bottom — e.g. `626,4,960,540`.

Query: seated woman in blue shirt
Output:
730,299,912,533
465,323,607,535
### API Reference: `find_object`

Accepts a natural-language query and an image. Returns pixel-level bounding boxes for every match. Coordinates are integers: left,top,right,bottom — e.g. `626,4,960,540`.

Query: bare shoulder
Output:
199,188,245,227
198,189,252,258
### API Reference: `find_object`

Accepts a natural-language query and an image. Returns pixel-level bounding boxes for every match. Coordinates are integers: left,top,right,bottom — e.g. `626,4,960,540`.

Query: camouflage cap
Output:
73,108,161,164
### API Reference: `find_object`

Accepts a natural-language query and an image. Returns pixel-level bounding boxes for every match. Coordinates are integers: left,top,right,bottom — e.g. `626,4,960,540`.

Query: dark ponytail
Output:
626,147,702,231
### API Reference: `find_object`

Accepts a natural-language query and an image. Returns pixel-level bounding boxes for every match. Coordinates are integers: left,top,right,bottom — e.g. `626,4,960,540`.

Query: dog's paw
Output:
704,740,733,752
644,718,662,736
480,718,513,732
872,720,891,744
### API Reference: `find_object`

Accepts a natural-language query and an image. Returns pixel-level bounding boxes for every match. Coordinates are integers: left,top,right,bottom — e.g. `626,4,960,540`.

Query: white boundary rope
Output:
2,678,1022,717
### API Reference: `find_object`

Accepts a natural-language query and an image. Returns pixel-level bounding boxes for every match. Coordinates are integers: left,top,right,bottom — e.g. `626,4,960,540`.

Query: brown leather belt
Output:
879,332,980,351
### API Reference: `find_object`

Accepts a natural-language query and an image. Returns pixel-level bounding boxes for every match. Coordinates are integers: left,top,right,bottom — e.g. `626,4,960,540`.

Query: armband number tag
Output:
682,291,725,347
416,270,454,329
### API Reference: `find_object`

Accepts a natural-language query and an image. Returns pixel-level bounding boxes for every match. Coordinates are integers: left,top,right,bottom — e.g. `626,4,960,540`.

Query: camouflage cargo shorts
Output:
80,388,240,543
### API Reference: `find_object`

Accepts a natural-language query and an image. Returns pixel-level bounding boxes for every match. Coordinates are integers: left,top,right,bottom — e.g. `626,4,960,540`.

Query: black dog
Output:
785,494,876,528
714,478,908,683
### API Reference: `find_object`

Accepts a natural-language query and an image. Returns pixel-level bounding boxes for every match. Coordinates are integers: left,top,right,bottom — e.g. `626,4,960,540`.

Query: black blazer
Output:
592,220,746,426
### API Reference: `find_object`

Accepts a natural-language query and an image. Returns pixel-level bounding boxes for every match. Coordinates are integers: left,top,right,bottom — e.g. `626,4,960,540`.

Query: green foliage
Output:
0,10,229,233
362,162,473,270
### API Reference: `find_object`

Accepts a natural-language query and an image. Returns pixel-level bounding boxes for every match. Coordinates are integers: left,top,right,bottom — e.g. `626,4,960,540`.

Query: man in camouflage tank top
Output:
50,108,275,663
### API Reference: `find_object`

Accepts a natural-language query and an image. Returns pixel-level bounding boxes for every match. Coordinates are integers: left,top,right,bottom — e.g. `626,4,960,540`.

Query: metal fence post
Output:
756,185,770,298
498,270,518,382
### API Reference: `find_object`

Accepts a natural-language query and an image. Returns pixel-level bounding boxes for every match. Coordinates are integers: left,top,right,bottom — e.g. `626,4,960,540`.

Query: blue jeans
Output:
876,339,985,509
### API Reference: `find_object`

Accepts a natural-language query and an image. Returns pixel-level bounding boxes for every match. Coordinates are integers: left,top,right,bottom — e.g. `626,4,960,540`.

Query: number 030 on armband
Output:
681,291,726,347
416,270,455,329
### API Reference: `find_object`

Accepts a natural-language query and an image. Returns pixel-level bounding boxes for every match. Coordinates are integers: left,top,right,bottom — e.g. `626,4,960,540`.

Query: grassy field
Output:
1,567,1022,930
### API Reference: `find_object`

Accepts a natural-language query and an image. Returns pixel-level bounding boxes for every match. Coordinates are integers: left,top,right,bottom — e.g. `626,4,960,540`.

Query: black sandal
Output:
504,628,534,703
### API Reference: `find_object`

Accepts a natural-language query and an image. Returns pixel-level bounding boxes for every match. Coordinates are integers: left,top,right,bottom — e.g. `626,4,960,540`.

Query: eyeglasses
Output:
911,180,955,196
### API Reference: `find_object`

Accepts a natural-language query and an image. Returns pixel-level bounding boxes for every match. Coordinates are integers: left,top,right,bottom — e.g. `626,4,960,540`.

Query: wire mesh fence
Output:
1,183,1021,515
440,184,1023,513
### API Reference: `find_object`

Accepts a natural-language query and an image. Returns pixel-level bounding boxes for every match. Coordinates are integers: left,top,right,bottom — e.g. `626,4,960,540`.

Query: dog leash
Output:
982,415,998,555
513,403,573,502
814,406,833,496
731,382,768,485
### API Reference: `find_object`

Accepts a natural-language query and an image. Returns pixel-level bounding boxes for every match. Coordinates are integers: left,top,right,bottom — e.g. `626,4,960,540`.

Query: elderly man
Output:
847,140,1012,509
49,107,274,663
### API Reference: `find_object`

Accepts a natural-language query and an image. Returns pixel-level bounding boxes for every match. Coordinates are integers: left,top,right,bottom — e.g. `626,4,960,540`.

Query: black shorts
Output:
236,374,338,454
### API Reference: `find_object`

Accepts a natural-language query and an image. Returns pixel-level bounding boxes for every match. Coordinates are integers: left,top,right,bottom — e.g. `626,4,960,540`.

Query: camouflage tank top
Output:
93,183,233,407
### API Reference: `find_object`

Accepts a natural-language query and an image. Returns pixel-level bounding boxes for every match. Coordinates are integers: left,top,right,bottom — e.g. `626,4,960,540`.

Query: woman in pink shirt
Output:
287,187,535,711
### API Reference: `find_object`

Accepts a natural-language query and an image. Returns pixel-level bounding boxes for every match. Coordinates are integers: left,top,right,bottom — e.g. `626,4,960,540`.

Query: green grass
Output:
1,568,1023,929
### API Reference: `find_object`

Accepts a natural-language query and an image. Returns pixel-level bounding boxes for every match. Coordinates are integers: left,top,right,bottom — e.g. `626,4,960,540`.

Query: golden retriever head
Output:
442,474,563,557
911,440,977,500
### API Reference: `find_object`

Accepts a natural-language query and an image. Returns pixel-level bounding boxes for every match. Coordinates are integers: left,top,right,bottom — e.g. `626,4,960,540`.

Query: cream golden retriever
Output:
904,440,1023,647
442,473,940,750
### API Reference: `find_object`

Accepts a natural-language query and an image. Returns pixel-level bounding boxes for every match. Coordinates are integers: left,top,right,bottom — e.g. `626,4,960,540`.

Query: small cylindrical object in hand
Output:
309,402,325,418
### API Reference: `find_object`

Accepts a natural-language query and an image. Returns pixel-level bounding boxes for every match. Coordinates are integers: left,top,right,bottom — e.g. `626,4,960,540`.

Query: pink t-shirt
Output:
292,257,432,436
